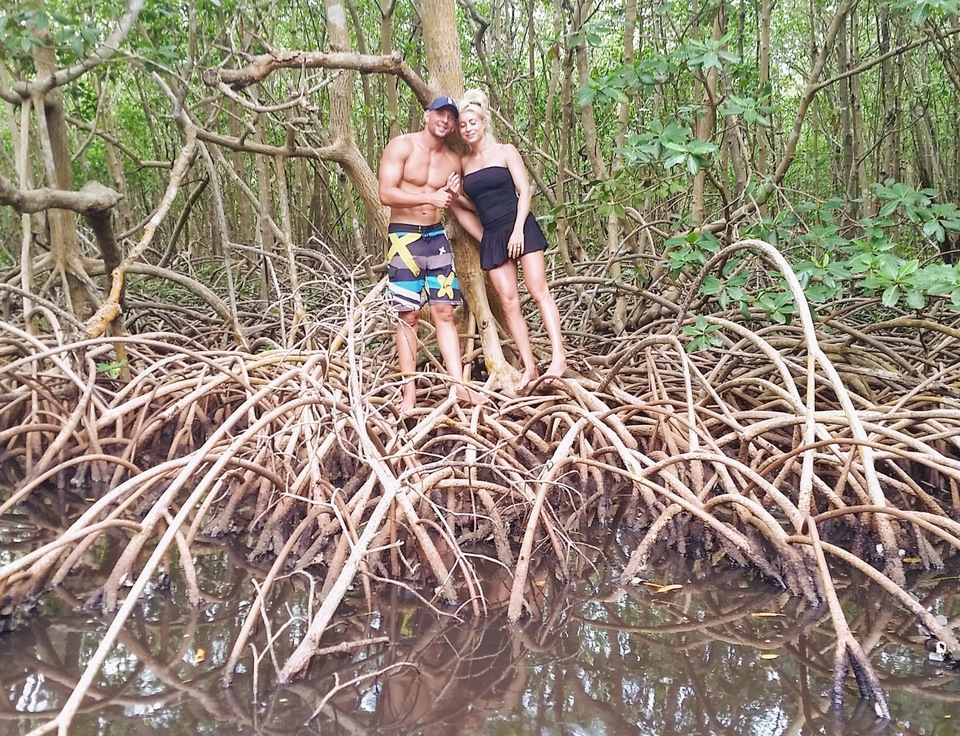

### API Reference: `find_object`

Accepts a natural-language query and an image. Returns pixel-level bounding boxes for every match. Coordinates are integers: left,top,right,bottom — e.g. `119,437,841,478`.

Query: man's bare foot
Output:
515,367,539,394
455,384,489,406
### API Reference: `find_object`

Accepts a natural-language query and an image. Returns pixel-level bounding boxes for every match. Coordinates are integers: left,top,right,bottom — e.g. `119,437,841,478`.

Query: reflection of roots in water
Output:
6,241,960,726
2,557,957,736
368,609,528,735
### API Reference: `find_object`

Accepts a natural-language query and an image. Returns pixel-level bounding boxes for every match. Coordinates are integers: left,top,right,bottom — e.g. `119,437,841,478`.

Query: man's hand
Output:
430,188,454,208
428,173,462,209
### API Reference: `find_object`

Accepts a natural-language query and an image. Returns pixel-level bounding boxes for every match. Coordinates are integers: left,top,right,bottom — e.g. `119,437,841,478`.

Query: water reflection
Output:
2,537,960,735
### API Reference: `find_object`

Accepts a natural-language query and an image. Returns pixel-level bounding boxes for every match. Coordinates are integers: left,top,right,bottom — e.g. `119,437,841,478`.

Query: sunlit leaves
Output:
924,204,960,242
577,74,630,106
569,19,616,49
793,253,849,303
756,289,797,324
872,179,938,220
577,55,676,107
0,8,46,59
701,271,750,310
868,179,960,247
96,359,127,379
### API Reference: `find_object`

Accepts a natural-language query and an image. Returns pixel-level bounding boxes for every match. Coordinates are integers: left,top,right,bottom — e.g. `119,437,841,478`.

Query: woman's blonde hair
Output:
460,88,497,142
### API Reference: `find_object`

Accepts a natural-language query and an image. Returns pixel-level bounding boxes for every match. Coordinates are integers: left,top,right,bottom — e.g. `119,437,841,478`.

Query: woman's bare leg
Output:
519,250,566,378
488,260,539,392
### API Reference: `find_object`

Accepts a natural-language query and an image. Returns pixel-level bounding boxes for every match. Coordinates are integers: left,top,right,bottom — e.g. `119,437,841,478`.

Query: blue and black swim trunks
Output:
386,222,462,313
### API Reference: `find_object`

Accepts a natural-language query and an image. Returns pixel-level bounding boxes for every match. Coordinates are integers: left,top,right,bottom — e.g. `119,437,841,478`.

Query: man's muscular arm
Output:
378,137,454,209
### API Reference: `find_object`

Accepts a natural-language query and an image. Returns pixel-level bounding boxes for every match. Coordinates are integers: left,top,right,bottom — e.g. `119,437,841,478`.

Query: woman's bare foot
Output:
514,367,539,394
455,384,490,406
543,356,567,381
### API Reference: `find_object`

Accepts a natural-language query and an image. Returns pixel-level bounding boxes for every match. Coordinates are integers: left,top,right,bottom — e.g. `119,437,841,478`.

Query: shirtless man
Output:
378,96,485,411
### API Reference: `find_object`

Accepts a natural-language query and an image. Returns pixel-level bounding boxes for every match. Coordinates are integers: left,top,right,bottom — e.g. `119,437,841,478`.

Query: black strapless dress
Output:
462,166,547,271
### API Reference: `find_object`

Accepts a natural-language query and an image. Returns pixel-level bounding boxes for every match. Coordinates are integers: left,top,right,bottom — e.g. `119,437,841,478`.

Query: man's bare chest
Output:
403,150,453,189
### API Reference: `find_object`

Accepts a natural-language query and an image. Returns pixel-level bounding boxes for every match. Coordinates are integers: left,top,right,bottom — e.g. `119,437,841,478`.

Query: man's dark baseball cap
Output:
427,96,459,117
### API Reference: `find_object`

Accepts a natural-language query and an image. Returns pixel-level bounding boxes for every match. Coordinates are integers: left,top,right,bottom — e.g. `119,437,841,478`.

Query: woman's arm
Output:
504,144,532,259
450,199,484,241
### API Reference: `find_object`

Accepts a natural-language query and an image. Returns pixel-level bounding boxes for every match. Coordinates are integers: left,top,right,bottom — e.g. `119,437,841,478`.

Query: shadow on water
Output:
3,515,960,735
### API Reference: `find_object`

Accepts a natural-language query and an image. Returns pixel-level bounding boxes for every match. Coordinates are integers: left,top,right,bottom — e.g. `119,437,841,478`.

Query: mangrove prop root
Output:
4,239,960,729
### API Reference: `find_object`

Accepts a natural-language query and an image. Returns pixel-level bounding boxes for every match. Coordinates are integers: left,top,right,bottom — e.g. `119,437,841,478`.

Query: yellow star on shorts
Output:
437,273,455,299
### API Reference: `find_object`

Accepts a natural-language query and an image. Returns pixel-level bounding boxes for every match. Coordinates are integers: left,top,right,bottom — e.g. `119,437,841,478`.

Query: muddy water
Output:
3,518,960,735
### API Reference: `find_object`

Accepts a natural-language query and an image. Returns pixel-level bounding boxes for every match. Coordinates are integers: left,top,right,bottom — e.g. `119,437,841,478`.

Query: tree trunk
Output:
254,102,275,301
100,83,134,234
610,0,639,333
758,0,771,178
848,10,869,213
229,99,255,246
381,0,401,142
420,0,513,386
574,0,625,331
878,11,898,185
837,21,855,204
555,40,578,277
346,0,377,170
691,5,721,227
32,29,96,319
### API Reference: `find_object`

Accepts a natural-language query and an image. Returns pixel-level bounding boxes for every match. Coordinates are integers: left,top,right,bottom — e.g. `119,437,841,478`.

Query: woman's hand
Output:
446,172,463,198
508,228,524,259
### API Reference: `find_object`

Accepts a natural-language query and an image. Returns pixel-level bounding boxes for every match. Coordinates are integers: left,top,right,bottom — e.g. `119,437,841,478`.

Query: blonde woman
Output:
455,89,566,392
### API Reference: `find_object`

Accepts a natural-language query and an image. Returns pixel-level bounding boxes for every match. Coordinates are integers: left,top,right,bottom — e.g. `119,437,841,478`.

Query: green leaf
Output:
879,259,901,280
804,284,834,303
701,51,721,69
923,219,945,241
878,200,899,218
605,88,629,104
576,84,597,106
664,153,687,169
905,289,927,310
700,276,723,295
96,359,127,380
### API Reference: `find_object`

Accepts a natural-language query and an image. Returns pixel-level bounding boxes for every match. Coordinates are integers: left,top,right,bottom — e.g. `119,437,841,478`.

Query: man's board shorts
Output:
386,222,462,313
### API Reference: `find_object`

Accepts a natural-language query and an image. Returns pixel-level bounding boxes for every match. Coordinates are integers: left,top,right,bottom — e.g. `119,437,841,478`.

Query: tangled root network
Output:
4,240,960,725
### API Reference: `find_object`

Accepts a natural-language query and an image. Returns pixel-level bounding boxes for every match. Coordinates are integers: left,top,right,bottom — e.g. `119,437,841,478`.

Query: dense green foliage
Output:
0,0,958,332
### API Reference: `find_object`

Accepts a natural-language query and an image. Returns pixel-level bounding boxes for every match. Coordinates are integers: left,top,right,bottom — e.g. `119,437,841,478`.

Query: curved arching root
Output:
4,239,960,727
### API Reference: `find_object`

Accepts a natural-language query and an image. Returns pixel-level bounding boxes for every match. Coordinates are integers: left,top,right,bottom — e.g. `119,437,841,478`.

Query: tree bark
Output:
691,3,721,227
758,0,771,178
31,27,96,319
381,0,401,142
846,11,869,214
420,0,514,386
